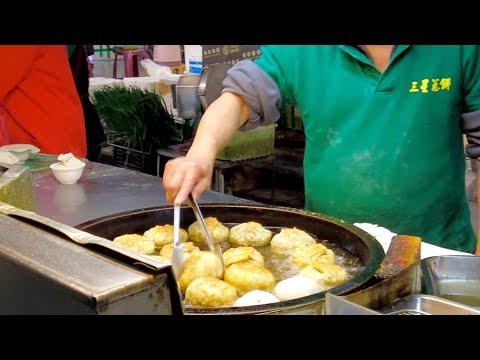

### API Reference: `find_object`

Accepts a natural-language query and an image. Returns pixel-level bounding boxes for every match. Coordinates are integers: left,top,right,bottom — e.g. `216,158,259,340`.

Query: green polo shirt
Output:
255,45,480,253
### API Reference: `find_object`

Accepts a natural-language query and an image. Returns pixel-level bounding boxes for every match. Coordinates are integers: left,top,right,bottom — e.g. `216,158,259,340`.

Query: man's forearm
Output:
187,92,249,161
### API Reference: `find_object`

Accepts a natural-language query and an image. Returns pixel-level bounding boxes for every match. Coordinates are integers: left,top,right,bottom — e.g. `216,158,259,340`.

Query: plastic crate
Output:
216,124,276,161
107,133,157,175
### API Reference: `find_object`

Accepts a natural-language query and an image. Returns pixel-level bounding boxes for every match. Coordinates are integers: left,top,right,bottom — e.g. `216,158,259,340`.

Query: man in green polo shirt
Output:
163,45,480,254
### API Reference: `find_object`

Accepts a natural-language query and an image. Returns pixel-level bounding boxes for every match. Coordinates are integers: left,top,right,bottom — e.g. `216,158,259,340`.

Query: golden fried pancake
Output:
299,262,348,287
223,246,265,268
228,221,272,247
270,227,316,252
188,217,229,244
178,251,224,292
290,243,336,268
113,234,155,255
159,241,200,260
143,224,189,249
224,263,276,296
185,277,238,307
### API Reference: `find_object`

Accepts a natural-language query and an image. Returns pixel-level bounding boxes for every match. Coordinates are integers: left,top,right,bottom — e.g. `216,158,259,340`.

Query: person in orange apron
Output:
0,45,87,157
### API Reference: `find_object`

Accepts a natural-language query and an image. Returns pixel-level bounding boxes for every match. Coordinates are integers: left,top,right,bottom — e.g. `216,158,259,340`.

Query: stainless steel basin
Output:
422,255,480,309
377,294,480,315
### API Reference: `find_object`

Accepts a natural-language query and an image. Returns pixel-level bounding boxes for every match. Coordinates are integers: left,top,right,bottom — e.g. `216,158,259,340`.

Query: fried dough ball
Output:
113,234,155,255
185,277,238,308
273,276,325,301
233,290,280,307
290,243,336,268
143,224,189,250
159,242,201,261
188,217,229,244
223,246,265,268
270,227,316,252
224,263,276,296
299,262,348,287
228,221,272,247
178,251,224,292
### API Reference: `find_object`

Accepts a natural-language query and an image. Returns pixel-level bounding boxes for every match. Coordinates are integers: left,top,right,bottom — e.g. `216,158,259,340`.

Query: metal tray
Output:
377,294,480,315
326,293,480,315
422,255,480,309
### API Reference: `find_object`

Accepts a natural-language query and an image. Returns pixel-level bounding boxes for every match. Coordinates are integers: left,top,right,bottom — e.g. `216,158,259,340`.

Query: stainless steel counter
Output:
0,161,256,315
33,162,255,227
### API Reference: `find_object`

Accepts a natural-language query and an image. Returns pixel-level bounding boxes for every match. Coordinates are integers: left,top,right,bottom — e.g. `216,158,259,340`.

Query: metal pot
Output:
198,63,232,112
175,74,201,119
175,63,232,120
77,203,385,315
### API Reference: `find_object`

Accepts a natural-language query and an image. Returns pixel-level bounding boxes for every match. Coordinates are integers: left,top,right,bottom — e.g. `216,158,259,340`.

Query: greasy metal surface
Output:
97,278,173,315
33,162,254,227
325,293,382,315
77,203,385,315
339,261,423,311
0,165,37,211
422,255,480,293
0,214,173,313
0,200,171,272
422,255,480,309
377,294,480,315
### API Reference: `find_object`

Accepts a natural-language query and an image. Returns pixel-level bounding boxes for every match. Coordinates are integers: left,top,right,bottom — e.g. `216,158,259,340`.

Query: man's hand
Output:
162,91,250,205
163,155,214,205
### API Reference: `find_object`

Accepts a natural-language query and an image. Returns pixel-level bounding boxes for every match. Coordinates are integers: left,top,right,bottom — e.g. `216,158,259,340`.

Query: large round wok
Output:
77,203,385,315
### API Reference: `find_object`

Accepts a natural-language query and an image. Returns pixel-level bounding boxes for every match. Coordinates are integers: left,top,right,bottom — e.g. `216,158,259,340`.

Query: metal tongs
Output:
188,193,225,275
171,204,184,278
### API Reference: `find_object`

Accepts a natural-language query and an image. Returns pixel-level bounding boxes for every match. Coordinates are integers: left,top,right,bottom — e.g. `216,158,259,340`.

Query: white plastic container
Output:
184,45,203,74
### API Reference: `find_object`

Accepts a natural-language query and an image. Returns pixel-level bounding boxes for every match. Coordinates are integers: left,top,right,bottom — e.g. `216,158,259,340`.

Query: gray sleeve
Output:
462,109,480,158
222,60,282,130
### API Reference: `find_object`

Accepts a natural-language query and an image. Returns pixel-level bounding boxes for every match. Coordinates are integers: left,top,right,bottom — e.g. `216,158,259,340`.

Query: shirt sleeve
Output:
222,59,283,129
461,45,480,158
463,45,480,113
0,46,40,100
462,110,480,158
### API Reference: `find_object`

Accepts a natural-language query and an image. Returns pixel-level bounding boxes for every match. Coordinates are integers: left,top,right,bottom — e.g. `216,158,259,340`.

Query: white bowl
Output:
50,162,86,185
0,144,40,161
11,150,30,161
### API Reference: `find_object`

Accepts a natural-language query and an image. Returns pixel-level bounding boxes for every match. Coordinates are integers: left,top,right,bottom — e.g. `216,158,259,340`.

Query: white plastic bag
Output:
140,59,182,84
